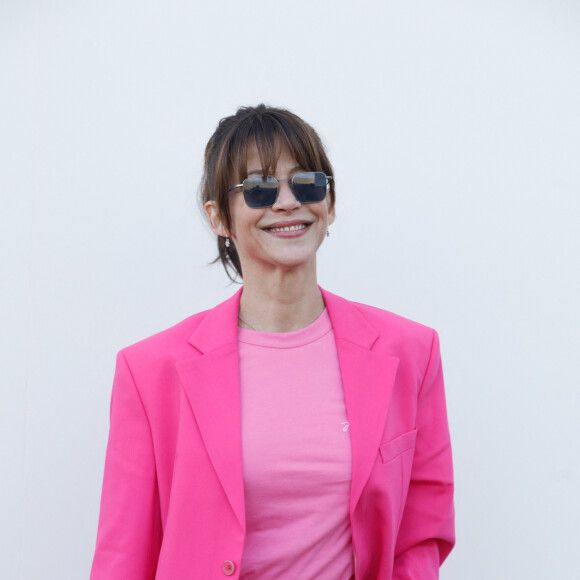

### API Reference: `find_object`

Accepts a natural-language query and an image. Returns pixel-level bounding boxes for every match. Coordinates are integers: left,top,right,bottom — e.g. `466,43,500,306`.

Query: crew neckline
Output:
237,308,332,349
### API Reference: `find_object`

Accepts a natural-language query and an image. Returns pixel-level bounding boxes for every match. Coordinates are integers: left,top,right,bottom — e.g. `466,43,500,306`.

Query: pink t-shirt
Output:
238,309,354,579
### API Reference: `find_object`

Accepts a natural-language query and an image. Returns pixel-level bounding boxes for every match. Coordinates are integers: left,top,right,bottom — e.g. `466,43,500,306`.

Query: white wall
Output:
1,0,579,578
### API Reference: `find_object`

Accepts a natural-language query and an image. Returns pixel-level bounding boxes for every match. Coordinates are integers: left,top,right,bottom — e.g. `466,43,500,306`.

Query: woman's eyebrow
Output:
285,165,305,176
246,165,305,178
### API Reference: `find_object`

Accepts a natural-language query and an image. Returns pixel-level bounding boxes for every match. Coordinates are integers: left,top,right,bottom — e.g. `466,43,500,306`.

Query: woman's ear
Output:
327,200,336,227
204,201,229,238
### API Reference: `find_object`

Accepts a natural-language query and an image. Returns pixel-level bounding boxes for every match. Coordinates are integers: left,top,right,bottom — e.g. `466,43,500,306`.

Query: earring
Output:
225,237,230,248
326,229,330,238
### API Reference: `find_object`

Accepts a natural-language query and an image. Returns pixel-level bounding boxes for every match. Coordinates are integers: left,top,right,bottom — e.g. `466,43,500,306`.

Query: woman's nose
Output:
272,179,301,211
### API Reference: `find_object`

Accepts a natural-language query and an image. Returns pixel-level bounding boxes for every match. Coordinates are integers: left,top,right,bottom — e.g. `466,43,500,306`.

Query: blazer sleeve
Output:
393,330,455,580
91,351,162,580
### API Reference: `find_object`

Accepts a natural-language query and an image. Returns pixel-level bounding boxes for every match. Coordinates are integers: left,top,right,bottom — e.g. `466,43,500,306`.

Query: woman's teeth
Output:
269,224,307,232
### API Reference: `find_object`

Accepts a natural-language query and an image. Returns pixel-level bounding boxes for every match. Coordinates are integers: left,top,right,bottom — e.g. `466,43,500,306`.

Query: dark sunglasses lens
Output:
292,172,327,203
243,177,278,208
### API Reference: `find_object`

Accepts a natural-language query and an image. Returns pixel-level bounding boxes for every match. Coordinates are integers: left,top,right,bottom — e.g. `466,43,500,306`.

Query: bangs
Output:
228,111,327,182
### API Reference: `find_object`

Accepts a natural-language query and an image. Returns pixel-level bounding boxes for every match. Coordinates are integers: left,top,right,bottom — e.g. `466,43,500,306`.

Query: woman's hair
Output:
199,104,335,282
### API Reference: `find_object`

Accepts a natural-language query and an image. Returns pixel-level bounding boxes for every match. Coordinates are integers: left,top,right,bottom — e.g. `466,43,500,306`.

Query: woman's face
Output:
216,140,335,279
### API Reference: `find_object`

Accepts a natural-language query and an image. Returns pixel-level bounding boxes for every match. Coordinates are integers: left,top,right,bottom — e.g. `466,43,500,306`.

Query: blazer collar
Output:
187,286,380,353
320,287,379,350
187,287,243,354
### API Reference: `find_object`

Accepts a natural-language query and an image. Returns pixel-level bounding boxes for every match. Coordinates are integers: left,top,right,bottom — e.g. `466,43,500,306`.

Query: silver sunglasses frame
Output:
227,172,333,208
228,172,333,192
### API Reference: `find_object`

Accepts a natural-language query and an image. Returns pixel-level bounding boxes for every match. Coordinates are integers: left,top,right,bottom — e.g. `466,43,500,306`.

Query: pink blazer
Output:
91,288,455,579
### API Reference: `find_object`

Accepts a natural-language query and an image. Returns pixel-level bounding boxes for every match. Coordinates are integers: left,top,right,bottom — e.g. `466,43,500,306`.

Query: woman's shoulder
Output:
118,290,241,367
323,288,436,341
119,307,213,366
352,299,434,336
320,289,440,377
337,297,441,378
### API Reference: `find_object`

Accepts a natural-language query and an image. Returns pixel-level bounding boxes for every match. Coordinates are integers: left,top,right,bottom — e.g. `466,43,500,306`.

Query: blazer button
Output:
222,560,236,576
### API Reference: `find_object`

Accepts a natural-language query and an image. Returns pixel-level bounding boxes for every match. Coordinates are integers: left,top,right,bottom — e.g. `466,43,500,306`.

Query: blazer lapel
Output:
321,288,400,514
175,289,246,531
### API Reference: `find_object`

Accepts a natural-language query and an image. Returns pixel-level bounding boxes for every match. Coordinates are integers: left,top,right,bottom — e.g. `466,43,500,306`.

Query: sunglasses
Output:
228,172,333,208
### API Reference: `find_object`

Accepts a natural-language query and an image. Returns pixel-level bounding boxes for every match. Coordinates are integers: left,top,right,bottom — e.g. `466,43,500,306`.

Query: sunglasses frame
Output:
228,172,333,208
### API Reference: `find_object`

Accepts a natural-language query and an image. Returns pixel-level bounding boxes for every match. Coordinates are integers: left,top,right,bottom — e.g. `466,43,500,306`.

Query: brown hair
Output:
199,104,335,282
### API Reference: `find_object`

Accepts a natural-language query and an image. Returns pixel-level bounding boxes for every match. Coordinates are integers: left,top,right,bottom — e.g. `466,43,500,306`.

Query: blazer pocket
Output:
379,428,417,464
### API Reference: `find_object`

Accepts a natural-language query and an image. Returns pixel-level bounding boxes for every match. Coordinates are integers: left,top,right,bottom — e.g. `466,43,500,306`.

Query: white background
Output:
1,1,579,578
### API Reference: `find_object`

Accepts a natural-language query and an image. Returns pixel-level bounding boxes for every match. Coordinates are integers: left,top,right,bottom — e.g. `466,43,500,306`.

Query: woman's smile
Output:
263,220,312,236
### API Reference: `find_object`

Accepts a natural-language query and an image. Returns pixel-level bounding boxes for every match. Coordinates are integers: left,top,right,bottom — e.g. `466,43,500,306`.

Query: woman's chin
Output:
242,251,318,277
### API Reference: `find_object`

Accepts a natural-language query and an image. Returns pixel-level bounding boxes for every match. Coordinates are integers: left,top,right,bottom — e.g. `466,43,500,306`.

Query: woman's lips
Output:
264,221,312,237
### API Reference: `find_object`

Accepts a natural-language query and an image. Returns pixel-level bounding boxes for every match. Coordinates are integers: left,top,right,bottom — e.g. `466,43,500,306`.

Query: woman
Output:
91,104,455,579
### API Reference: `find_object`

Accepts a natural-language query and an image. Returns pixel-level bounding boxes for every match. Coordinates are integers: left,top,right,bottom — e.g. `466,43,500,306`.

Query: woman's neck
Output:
238,267,325,333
